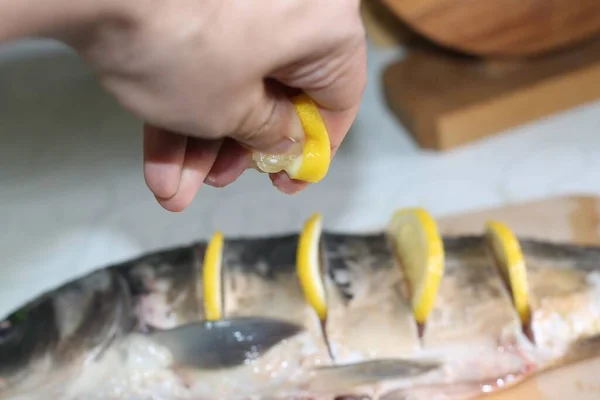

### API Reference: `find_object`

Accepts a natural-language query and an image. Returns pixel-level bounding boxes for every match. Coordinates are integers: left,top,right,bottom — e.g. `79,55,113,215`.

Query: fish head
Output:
0,270,133,398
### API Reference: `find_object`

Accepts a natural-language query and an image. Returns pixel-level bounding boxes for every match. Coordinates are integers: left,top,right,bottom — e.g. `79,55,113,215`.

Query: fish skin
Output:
112,242,207,331
215,234,336,397
321,233,421,361
0,269,135,399
2,232,600,399
220,234,310,324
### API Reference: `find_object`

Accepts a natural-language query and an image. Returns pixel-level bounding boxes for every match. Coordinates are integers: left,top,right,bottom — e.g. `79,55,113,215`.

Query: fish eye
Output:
0,309,27,344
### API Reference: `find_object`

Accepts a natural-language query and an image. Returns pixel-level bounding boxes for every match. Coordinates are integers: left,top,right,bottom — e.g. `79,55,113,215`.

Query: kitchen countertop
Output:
1,38,600,317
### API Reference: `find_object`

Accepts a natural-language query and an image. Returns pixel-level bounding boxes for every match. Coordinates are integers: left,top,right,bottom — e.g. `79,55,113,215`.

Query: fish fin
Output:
305,359,440,393
146,317,303,370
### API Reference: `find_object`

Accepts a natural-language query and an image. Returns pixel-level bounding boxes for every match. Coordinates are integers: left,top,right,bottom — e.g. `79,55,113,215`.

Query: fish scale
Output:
321,233,421,363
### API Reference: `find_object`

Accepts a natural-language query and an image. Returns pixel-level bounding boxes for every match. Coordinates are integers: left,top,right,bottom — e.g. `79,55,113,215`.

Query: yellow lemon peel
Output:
297,212,328,321
485,220,531,325
253,93,331,183
387,207,445,325
203,231,224,321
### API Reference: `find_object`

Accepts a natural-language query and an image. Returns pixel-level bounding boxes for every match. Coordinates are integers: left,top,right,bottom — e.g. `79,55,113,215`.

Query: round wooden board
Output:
381,0,600,57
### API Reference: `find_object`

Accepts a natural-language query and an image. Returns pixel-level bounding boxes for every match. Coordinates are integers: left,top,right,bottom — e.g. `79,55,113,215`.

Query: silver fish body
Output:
1,232,600,400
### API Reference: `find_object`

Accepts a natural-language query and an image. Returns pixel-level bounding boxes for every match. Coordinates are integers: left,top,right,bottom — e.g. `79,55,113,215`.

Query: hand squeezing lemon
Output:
252,93,331,183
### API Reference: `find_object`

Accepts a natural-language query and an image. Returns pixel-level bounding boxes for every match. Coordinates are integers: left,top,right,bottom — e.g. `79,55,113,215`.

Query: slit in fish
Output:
318,235,336,363
194,244,207,320
383,233,423,341
219,249,225,319
483,237,536,345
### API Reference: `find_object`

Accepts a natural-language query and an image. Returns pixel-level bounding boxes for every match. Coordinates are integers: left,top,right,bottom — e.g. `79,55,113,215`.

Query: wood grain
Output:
437,195,600,245
381,0,600,57
436,194,600,400
382,36,600,151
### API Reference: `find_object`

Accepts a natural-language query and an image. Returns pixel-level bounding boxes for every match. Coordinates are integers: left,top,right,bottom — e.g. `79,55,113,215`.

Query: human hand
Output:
72,0,367,211
1,0,366,212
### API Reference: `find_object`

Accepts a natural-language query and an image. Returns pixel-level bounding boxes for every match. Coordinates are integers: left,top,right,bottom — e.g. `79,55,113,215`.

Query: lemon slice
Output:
253,93,331,183
387,208,445,325
485,220,531,325
297,212,328,321
203,231,224,321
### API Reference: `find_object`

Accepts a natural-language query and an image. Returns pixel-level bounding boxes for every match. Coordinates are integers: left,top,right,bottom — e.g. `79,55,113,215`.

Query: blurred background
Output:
2,0,600,317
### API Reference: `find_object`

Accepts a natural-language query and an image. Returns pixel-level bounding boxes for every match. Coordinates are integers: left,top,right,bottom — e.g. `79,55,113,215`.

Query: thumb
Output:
231,83,305,156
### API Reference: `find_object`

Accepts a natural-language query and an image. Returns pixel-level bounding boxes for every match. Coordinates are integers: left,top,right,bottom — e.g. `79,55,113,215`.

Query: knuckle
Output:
235,97,279,145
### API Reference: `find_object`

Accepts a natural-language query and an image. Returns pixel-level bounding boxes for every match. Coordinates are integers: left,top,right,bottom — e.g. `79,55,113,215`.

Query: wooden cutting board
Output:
436,194,600,400
382,37,600,152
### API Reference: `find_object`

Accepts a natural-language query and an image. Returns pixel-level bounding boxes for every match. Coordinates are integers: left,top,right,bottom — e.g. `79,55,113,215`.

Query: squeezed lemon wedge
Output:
387,208,445,325
297,212,328,321
203,231,224,321
485,220,531,325
253,93,331,183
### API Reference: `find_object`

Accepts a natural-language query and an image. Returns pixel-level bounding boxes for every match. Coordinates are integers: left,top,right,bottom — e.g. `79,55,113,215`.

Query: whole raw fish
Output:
1,231,600,399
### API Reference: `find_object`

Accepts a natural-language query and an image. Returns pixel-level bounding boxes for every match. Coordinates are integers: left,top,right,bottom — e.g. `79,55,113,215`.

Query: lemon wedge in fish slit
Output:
485,220,531,326
297,212,328,321
203,231,224,321
387,208,445,325
253,93,331,183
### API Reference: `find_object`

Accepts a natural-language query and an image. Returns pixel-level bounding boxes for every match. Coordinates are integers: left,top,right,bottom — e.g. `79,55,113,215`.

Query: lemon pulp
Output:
297,212,328,321
203,231,224,321
485,220,531,325
387,207,445,325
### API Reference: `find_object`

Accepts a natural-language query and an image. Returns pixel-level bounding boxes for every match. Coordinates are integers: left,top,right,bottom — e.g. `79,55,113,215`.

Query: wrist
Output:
0,0,132,44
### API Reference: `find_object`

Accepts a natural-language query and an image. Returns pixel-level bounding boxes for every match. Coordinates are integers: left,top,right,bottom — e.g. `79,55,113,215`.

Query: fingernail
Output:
260,135,302,162
270,171,308,195
269,111,305,154
204,174,217,186
270,137,298,154
289,110,306,150
251,111,306,174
